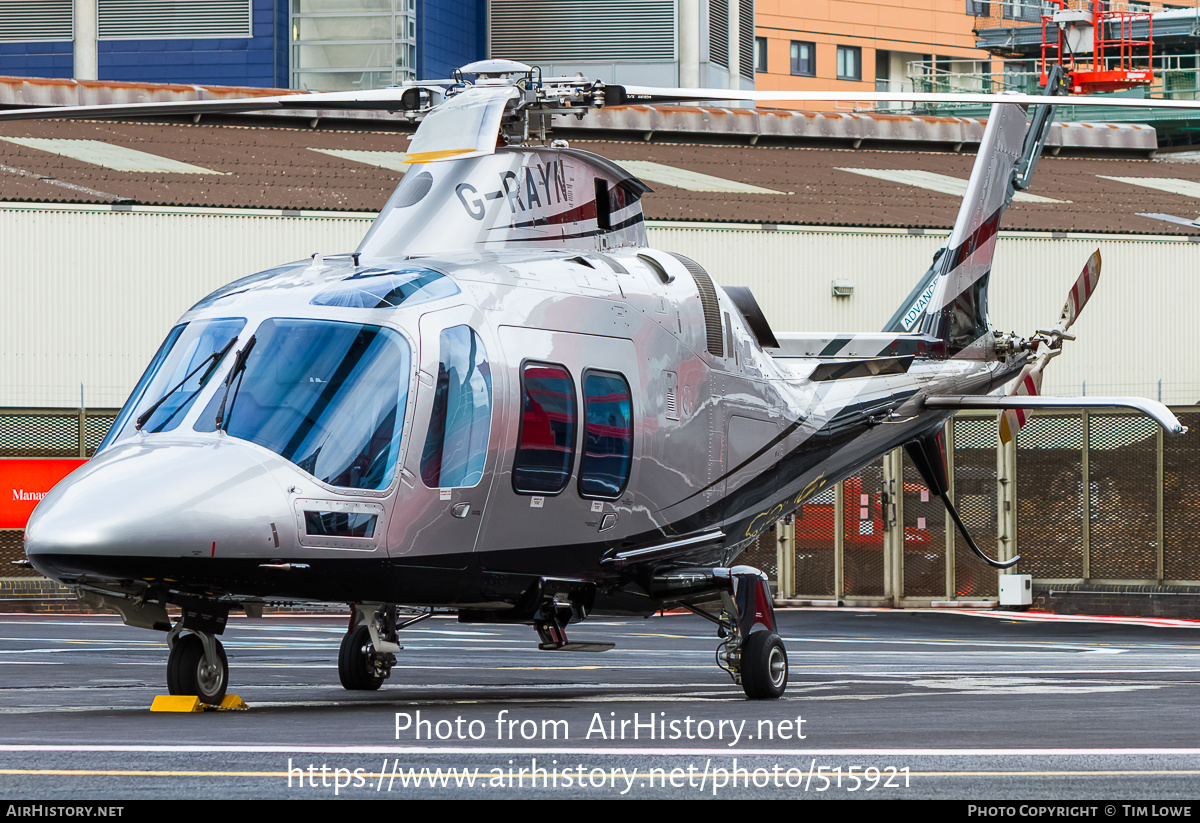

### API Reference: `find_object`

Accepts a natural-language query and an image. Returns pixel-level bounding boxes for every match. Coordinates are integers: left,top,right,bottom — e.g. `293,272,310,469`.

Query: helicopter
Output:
11,59,1188,703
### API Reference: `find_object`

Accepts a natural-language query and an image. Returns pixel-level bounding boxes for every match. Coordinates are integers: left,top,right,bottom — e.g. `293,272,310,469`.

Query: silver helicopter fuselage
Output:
10,64,1191,702
24,140,1023,614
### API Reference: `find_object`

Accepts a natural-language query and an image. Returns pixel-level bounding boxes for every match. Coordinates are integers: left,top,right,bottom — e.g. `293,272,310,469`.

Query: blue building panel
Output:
274,4,288,90
0,0,487,90
101,34,273,87
0,42,73,80
418,0,486,81
92,3,285,88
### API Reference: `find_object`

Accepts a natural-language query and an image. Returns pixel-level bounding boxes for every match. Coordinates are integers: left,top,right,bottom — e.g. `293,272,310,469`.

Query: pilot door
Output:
476,326,639,569
386,306,502,562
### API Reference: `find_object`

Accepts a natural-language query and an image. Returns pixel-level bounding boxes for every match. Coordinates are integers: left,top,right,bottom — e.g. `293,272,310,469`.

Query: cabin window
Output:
594,179,611,231
513,363,576,494
420,325,492,488
579,371,633,499
195,318,411,491
312,266,459,310
191,263,300,311
304,510,378,538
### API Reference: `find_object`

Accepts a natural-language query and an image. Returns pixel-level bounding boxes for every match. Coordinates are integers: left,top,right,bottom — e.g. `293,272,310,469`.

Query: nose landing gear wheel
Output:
740,631,788,700
338,624,385,691
167,633,228,705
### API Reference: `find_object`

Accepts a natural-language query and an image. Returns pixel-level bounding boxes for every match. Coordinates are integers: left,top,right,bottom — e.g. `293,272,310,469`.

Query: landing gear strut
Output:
166,631,229,705
164,598,231,705
338,623,388,690
337,603,431,691
738,628,788,699
676,565,788,699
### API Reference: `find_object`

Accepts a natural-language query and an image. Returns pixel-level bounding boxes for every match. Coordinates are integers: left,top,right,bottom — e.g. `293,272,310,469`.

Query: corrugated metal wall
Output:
647,224,1200,404
0,206,374,407
2,206,1196,407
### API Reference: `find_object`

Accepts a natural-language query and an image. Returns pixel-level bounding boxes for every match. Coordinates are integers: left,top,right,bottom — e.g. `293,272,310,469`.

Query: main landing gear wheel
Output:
740,631,788,700
338,624,385,691
167,633,228,705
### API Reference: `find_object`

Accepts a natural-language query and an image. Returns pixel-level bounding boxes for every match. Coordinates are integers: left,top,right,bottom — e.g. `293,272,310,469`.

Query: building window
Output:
837,45,862,81
790,41,814,76
875,49,890,83
291,0,417,91
1002,1,1047,23
754,36,767,73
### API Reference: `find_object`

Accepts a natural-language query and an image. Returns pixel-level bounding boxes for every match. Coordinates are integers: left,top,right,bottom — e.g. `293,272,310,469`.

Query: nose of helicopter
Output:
24,437,294,582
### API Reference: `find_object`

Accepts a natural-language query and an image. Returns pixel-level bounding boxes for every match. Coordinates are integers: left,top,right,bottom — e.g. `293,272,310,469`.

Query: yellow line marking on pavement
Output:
496,666,711,670
628,633,697,639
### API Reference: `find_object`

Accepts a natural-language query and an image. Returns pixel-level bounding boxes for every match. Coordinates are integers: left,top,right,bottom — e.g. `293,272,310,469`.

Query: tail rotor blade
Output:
999,250,1099,445
999,362,1045,445
1059,249,1101,333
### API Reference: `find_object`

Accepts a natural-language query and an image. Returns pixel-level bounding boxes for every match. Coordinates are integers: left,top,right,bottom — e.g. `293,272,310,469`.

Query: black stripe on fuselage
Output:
493,213,645,238
942,205,1002,275
663,390,917,512
817,336,854,357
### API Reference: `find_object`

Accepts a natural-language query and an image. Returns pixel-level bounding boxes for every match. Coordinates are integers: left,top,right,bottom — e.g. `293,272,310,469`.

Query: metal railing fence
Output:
780,408,1200,603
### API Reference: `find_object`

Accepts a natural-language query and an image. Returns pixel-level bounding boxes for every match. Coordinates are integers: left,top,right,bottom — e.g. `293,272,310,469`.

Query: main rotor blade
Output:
0,87,422,123
618,85,1200,111
1,82,1199,125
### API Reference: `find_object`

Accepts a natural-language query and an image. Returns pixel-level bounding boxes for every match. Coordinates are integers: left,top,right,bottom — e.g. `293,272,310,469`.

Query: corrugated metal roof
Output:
0,119,406,211
0,136,223,174
1098,175,1200,199
0,116,1194,234
834,167,1067,204
612,160,783,193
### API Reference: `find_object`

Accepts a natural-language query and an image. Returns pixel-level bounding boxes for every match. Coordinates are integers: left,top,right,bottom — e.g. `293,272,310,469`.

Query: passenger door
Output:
476,326,639,567
386,306,503,563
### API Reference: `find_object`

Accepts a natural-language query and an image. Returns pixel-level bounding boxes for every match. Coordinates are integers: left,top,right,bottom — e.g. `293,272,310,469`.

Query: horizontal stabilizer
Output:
925,395,1187,435
809,355,913,381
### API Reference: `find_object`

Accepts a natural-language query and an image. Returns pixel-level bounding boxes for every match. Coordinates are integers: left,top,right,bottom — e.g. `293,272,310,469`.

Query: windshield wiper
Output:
214,334,257,432
135,335,239,432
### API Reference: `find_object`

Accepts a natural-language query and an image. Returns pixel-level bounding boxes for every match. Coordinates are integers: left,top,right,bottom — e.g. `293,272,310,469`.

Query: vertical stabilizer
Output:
921,102,1027,354
884,93,1060,355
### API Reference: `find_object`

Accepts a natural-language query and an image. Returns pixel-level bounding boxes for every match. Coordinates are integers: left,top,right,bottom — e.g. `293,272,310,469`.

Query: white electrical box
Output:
999,574,1032,606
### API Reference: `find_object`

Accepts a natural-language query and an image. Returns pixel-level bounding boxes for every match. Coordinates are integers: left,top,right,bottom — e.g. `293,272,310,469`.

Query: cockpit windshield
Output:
99,317,247,451
195,318,412,491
